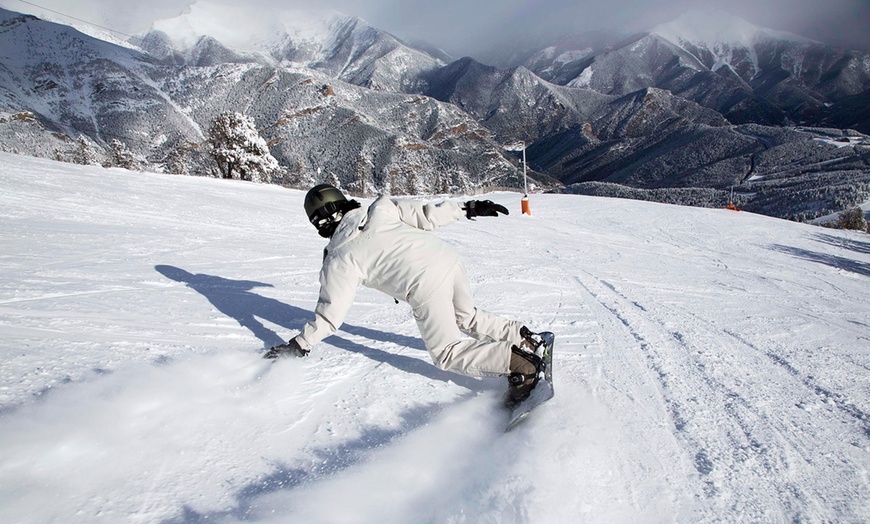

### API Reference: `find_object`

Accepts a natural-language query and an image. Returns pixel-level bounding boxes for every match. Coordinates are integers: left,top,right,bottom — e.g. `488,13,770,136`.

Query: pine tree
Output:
164,146,189,175
72,136,100,166
404,170,420,195
837,207,868,232
207,112,279,183
327,171,342,189
104,139,142,170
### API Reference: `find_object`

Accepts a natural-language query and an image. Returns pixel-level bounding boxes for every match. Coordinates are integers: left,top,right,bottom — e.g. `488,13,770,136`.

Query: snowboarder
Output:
265,184,545,404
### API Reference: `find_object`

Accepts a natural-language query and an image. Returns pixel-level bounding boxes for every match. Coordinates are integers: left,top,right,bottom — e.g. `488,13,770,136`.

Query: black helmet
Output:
304,184,347,223
304,184,348,237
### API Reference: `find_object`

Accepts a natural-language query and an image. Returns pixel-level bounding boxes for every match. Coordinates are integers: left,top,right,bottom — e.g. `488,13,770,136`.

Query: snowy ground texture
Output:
1,152,869,523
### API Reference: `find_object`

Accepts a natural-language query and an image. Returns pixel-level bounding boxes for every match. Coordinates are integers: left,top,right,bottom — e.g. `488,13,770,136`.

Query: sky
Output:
2,0,870,59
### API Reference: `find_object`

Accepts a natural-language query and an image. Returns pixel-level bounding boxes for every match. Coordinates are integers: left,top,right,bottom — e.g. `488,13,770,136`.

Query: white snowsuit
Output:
294,196,524,377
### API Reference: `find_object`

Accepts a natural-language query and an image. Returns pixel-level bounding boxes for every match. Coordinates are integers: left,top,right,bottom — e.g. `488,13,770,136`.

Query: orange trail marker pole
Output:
521,145,532,215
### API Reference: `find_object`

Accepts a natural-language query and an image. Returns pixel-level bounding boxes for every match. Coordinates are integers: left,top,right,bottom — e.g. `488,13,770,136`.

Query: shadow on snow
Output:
162,397,481,523
154,265,484,387
812,233,870,256
770,245,870,278
155,265,426,350
152,267,498,522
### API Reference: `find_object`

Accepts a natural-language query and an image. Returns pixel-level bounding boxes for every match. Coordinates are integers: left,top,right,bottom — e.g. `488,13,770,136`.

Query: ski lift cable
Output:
11,0,138,39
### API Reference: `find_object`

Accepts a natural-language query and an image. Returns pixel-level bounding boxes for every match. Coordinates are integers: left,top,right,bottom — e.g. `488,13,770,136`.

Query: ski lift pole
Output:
522,146,528,195
521,144,532,216
726,185,740,211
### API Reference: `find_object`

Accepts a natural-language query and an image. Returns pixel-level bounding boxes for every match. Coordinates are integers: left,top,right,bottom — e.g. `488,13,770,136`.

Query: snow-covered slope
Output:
1,152,868,522
149,2,313,54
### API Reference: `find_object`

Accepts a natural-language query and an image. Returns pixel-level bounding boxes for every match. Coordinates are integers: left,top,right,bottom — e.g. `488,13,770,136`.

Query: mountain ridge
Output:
528,9,870,133
139,2,445,93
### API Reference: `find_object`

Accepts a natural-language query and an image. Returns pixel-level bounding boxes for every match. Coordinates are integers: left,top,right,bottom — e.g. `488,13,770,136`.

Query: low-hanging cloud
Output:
368,0,870,57
2,0,868,57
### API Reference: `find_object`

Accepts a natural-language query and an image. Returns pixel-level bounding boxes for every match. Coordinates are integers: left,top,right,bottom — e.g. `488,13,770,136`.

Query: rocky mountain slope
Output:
139,3,444,93
423,55,870,220
527,11,870,134
0,7,515,194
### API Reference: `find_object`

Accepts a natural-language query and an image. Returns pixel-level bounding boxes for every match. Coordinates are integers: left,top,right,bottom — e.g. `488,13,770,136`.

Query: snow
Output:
546,48,592,68
0,6,140,52
654,10,761,48
1,152,869,522
148,1,350,55
569,66,594,87
652,9,813,50
814,136,870,149
650,10,815,78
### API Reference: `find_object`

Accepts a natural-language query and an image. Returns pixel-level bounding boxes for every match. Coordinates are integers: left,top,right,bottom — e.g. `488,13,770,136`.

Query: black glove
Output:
464,200,509,219
264,339,309,359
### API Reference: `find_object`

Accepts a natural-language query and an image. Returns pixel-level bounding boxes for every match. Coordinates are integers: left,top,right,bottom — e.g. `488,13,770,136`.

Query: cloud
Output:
2,0,868,57
366,0,870,57
0,0,189,37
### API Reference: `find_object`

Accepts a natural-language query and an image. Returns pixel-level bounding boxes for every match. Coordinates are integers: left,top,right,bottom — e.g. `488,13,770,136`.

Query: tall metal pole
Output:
522,144,528,195
520,143,532,215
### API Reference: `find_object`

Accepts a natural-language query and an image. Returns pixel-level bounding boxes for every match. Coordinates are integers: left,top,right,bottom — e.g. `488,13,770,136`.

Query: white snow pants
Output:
412,261,524,377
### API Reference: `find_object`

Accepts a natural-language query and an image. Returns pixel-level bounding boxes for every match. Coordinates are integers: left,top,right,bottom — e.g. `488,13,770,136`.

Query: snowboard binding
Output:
504,330,556,431
505,327,550,407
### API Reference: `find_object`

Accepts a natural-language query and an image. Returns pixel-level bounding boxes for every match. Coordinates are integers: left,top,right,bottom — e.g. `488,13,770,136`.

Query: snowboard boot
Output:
519,325,544,352
506,344,544,407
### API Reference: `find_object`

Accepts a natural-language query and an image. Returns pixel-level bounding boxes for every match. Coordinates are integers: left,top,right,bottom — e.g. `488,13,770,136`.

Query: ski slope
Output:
1,152,868,523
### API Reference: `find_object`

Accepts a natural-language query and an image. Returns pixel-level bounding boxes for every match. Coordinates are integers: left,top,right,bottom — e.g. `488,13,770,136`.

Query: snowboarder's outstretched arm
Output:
301,260,360,348
390,197,508,231
265,259,360,359
391,198,464,230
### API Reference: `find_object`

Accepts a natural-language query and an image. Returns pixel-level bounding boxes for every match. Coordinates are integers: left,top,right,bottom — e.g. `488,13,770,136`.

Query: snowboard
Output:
505,331,554,431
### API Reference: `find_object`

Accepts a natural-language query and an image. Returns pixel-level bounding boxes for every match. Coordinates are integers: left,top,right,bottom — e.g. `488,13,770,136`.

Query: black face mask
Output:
311,200,361,238
317,220,339,238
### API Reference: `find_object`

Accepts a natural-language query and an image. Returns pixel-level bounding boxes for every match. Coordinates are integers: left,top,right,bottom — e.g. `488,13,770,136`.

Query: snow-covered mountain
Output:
650,9,815,78
0,9,203,156
0,7,517,194
419,54,870,220
1,152,869,522
140,2,444,92
528,10,870,133
423,57,611,144
652,11,870,120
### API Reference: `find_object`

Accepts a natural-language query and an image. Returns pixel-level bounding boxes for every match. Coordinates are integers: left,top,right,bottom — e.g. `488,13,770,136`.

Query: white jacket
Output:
296,196,467,350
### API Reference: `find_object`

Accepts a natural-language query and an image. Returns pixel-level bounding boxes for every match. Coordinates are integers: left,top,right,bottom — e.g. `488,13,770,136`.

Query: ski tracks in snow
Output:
493,205,870,522
565,253,870,522
459,221,698,521
3,165,870,523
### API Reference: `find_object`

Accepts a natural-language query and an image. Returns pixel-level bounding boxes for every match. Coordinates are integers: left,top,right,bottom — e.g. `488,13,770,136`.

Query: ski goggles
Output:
308,201,344,227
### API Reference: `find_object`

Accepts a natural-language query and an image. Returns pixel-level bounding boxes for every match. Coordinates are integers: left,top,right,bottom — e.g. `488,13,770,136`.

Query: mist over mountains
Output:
1,4,868,221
